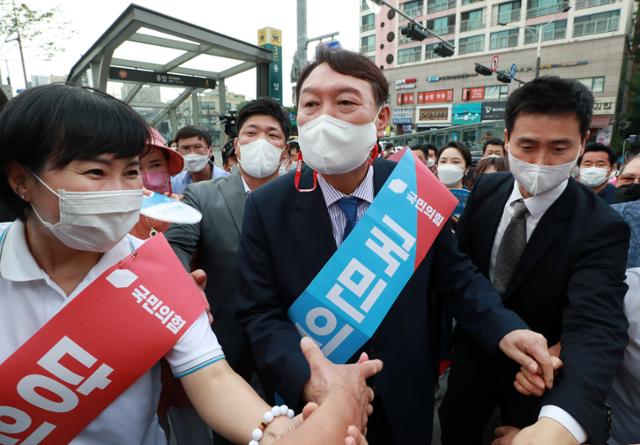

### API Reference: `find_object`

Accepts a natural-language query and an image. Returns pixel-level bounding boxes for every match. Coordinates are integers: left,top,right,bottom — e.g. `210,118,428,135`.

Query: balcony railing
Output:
460,18,485,32
398,49,422,64
361,22,375,32
524,25,566,43
490,33,519,49
493,8,521,25
403,6,424,18
573,14,619,37
361,45,375,53
575,0,617,9
527,2,570,19
431,23,456,35
458,37,485,54
427,0,456,13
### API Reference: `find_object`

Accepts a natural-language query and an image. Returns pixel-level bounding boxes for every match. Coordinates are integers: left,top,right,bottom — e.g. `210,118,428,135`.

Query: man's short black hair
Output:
482,138,505,154
235,97,291,140
0,84,148,219
424,143,437,157
175,126,212,147
437,141,472,167
506,76,594,136
578,142,616,166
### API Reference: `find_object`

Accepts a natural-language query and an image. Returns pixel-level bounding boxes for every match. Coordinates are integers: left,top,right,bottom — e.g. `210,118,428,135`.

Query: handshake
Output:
276,337,383,445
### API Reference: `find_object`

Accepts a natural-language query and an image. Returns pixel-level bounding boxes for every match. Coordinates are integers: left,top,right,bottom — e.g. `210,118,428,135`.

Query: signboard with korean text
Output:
416,105,452,124
452,103,482,125
462,87,485,101
109,67,216,89
593,97,616,116
392,107,414,125
481,101,507,121
395,78,417,90
397,92,416,105
417,89,454,104
258,27,283,104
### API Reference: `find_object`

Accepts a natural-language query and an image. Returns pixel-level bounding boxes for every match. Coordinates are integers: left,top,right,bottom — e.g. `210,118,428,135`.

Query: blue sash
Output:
288,150,458,363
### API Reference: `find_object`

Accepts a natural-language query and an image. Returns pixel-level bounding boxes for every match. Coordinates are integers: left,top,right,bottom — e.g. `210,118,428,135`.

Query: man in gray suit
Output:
165,97,291,444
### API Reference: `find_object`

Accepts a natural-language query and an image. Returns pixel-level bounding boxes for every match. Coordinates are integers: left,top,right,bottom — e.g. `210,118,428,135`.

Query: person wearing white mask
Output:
0,85,388,445
165,97,290,445
576,142,618,204
235,47,557,445
436,141,472,190
171,126,229,195
440,76,630,445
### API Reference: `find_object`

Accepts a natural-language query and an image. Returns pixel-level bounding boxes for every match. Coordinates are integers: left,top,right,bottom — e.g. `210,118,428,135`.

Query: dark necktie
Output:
493,199,529,295
336,196,360,242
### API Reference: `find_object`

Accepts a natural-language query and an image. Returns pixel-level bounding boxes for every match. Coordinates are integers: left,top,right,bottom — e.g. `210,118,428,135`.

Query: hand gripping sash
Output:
288,149,458,363
0,234,205,444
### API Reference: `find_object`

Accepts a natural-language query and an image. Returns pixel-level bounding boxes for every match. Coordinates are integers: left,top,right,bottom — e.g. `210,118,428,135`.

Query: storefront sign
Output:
397,92,416,105
593,97,616,116
481,101,507,121
416,105,451,124
452,103,482,125
417,89,453,104
392,107,414,125
462,87,485,101
427,73,479,83
395,78,417,90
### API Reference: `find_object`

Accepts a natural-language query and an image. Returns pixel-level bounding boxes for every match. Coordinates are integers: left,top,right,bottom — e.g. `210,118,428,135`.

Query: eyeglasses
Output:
617,174,640,185
177,143,209,155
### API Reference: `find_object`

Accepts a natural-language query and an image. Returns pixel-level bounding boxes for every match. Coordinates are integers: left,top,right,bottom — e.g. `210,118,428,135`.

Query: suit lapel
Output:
505,181,575,297
219,171,246,236
290,167,336,273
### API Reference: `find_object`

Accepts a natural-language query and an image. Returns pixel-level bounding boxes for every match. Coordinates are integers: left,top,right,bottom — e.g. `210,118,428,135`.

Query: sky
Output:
0,0,361,106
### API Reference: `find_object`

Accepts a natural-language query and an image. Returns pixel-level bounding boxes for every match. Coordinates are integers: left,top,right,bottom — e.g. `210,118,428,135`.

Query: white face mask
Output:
426,158,436,168
508,148,580,196
31,174,143,252
238,138,283,179
438,164,465,187
298,111,380,175
183,153,209,173
579,167,610,188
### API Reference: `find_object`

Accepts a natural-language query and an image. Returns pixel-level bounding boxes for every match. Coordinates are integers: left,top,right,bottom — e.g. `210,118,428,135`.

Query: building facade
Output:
360,0,636,150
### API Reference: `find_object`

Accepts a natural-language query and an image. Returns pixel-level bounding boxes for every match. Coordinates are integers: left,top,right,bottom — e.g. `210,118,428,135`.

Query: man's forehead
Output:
301,63,374,98
242,114,284,134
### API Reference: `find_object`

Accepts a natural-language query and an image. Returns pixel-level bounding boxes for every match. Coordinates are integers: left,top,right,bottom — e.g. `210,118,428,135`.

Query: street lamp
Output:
499,6,571,79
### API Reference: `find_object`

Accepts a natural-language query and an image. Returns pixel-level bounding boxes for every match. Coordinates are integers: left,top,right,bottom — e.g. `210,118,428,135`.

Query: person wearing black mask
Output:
612,156,640,268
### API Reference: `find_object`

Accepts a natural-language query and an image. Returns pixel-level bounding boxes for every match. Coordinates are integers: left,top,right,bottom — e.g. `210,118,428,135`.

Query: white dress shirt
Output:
0,221,224,445
317,166,374,247
487,179,587,443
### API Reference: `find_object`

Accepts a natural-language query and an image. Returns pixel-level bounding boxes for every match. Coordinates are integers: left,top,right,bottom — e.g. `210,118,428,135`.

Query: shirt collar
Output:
241,175,251,194
0,220,136,288
509,179,568,221
317,166,374,208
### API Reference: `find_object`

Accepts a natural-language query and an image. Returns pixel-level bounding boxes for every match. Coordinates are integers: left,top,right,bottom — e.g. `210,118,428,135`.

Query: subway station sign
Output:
258,27,283,105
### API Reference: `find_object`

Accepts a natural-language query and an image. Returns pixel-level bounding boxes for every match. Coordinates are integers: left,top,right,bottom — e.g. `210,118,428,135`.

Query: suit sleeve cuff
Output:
539,405,588,444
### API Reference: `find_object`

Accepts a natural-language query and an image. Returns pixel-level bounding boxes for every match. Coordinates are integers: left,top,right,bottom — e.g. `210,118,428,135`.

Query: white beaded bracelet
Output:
248,405,295,445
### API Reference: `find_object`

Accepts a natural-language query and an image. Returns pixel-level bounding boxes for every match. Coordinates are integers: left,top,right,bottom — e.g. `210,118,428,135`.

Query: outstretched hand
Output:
499,330,554,389
301,337,382,430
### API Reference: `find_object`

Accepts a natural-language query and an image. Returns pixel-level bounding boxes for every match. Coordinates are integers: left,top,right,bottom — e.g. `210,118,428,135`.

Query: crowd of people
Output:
0,46,638,445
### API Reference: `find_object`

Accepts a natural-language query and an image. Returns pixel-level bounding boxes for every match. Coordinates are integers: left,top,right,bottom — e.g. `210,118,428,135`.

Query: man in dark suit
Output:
439,77,630,445
235,48,555,445
166,97,290,444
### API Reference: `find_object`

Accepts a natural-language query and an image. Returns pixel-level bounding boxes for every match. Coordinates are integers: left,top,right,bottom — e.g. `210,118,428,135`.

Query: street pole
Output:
535,26,542,79
297,0,307,71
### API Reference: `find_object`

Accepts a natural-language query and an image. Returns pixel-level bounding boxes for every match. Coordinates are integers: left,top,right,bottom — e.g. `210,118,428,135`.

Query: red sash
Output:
0,234,205,444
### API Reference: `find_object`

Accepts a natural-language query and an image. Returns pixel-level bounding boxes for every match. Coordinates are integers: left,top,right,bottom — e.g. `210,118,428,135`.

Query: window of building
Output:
527,0,570,19
361,14,375,32
425,40,455,59
490,29,518,49
574,10,620,37
427,14,456,35
427,0,456,14
524,20,567,43
361,35,375,53
402,0,424,18
460,8,485,32
485,85,509,99
578,76,605,93
461,0,485,4
575,0,618,10
398,46,422,64
458,34,485,55
361,0,369,11
494,1,521,25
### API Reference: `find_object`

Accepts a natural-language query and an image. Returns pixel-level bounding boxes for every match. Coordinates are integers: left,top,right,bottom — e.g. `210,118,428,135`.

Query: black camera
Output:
219,110,237,138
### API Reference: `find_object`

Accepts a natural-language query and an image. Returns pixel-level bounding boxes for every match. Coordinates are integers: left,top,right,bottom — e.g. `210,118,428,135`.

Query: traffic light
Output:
496,72,512,83
474,63,493,76
434,43,454,57
400,23,429,41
